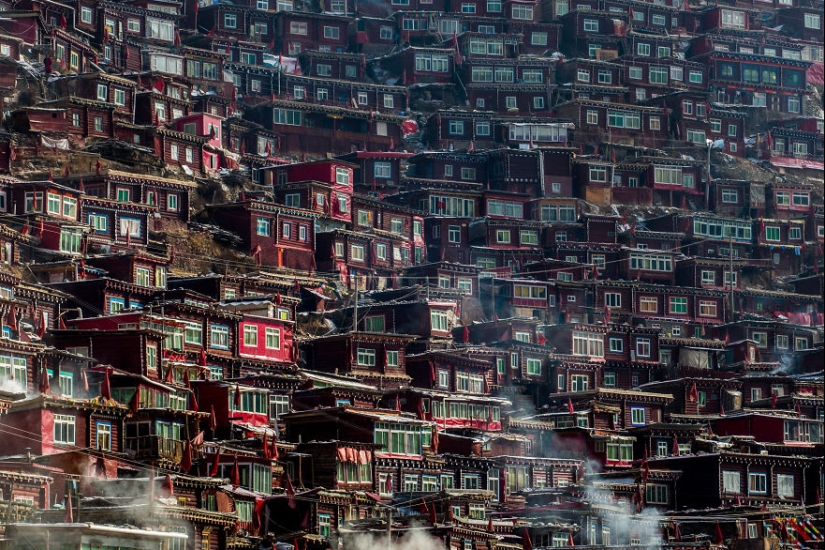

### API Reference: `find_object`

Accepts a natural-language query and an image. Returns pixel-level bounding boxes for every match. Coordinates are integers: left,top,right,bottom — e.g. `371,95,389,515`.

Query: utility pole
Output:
386,506,392,550
352,284,358,332
729,234,735,322
705,140,712,211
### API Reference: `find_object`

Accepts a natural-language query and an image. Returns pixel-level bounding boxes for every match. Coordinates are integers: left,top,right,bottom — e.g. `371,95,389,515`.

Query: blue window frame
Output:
210,324,229,349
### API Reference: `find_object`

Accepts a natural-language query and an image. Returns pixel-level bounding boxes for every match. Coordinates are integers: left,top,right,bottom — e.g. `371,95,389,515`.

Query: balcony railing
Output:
125,435,185,462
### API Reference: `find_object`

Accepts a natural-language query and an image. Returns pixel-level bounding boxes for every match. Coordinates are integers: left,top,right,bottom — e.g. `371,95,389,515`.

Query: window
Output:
636,338,651,358
669,66,682,81
777,474,794,498
792,192,809,206
721,9,745,28
351,245,364,260
273,108,302,126
629,67,643,80
223,13,237,28
637,43,651,57
80,6,92,24
698,300,717,318
461,167,476,180
608,338,623,353
589,166,608,182
357,348,376,366
135,267,150,287
753,92,766,107
630,254,672,272
96,422,112,451
210,325,229,349
448,225,461,243
54,414,76,445
532,32,547,46
96,83,108,101
583,19,598,32
605,293,621,308
765,226,780,242
794,337,808,351
167,194,178,212
243,325,258,347
93,116,104,133
586,110,599,125
723,471,741,493
721,189,738,204
290,21,307,35
431,311,448,331
608,111,641,129
496,230,511,244
577,69,590,82
512,4,533,18
748,473,767,494
646,484,667,504
323,26,340,39
526,358,541,376
649,67,668,84
670,297,688,314
803,13,821,29
60,228,83,254
570,374,588,392
572,332,604,357
640,297,658,313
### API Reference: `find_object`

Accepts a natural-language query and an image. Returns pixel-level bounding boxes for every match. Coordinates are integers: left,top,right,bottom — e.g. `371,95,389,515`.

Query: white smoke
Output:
343,528,447,550
0,378,27,396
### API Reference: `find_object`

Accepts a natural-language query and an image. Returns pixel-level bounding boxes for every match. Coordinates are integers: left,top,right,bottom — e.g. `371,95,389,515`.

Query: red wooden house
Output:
81,197,153,254
646,212,755,261
205,200,318,271
558,11,626,58
196,381,272,435
648,452,820,508
691,35,812,114
556,99,669,150
548,427,637,471
423,111,494,150
48,73,137,124
275,11,352,56
0,394,128,456
238,314,296,366
753,217,808,276
244,99,405,156
48,28,98,74
82,251,168,289
336,151,414,194
379,47,456,85
302,332,416,388
464,58,557,114
92,170,193,225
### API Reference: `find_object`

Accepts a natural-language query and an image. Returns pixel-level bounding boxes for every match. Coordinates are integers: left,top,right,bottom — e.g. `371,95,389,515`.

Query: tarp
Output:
262,54,302,75
677,348,710,369
807,62,824,86
41,136,70,150
769,157,825,170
